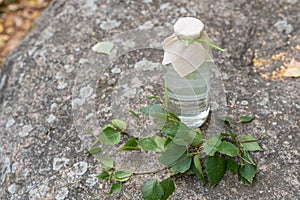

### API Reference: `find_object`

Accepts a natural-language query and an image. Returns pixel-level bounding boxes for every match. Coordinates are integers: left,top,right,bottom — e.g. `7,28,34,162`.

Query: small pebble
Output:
100,19,121,30
274,19,293,34
8,183,16,194
19,125,33,137
55,187,69,200
57,81,68,89
160,3,171,10
139,21,154,30
80,86,93,99
85,174,98,187
47,114,56,123
6,118,15,128
64,65,74,73
111,67,121,74
240,100,249,106
53,158,69,171
73,161,88,176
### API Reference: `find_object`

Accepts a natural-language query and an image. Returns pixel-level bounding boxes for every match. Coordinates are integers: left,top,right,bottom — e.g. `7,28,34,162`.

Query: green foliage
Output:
84,147,101,155
119,137,140,151
160,178,175,200
138,137,160,152
239,116,255,123
191,129,203,146
191,155,205,185
142,180,164,200
99,157,114,171
139,104,167,117
171,152,192,173
218,116,232,125
109,183,122,194
113,171,132,182
86,104,263,199
217,141,239,157
205,156,227,187
98,126,121,145
154,136,167,151
238,164,257,184
97,171,110,180
203,134,223,156
240,135,263,151
226,158,239,174
158,143,187,166
129,110,140,118
111,119,127,131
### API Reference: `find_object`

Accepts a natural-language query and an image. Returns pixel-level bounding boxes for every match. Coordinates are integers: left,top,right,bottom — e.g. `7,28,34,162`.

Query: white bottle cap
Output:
173,17,204,39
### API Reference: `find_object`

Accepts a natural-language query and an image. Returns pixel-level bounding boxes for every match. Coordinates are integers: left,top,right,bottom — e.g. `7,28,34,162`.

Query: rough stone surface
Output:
0,0,299,199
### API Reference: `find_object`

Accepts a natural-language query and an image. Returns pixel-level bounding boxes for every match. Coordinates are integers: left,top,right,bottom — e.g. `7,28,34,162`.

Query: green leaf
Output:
98,127,121,145
166,112,181,123
142,180,164,200
147,95,162,102
171,152,192,173
139,104,166,117
283,67,300,78
111,119,127,131
91,41,114,55
191,155,205,185
240,150,256,165
129,110,140,118
198,39,225,52
138,138,159,151
96,171,110,180
191,129,203,146
240,135,263,151
217,141,239,157
205,156,227,187
239,116,255,123
161,123,180,138
154,136,166,151
119,138,140,151
203,134,223,156
228,128,238,144
158,143,187,166
226,158,239,174
238,164,257,184
172,123,196,147
109,183,122,194
218,116,232,125
113,171,132,182
99,157,114,171
160,178,175,200
84,147,101,155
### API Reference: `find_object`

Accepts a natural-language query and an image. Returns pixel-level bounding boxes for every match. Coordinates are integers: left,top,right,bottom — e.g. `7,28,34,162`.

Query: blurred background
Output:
0,0,51,68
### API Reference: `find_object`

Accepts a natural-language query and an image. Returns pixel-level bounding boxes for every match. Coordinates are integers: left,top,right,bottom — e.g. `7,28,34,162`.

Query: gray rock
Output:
18,124,33,137
5,118,15,128
274,19,294,34
0,0,299,199
73,161,88,176
55,187,69,200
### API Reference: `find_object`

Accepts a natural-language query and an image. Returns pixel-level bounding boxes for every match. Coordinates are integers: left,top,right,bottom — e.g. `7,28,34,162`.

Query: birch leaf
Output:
92,41,114,55
283,59,300,78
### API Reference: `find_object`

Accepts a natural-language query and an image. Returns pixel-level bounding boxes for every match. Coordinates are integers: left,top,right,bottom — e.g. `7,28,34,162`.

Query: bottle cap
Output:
174,17,204,39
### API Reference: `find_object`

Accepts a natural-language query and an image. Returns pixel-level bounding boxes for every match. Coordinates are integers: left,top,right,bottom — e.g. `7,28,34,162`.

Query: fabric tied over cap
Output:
162,17,212,77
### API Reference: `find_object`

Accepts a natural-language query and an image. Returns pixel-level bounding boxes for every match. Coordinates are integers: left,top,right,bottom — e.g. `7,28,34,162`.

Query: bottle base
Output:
178,106,210,128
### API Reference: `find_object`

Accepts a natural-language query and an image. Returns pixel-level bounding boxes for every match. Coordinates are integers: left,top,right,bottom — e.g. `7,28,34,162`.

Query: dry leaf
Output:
283,59,300,78
91,41,114,55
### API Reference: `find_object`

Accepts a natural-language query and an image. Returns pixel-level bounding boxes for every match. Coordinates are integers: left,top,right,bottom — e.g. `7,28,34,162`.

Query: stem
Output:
240,139,260,144
238,155,254,165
